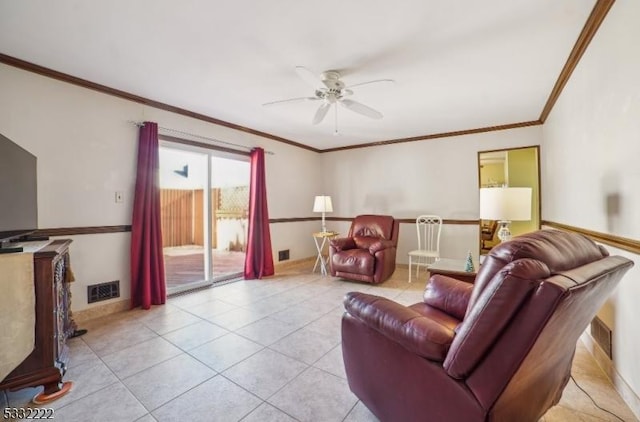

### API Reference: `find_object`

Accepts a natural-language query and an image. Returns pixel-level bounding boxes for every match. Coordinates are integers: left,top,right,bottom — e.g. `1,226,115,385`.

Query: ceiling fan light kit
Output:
263,66,394,133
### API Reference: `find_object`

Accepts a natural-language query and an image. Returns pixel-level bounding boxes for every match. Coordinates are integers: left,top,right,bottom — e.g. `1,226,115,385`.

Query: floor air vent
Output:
590,316,613,359
87,280,120,304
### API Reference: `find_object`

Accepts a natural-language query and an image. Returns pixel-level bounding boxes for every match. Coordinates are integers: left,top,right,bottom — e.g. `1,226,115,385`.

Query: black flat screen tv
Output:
0,133,38,248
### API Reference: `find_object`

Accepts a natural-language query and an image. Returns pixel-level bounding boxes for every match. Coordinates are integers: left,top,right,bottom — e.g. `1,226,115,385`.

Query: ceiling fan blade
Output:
341,89,353,97
339,99,383,119
312,102,331,125
295,66,323,89
262,96,318,106
345,79,395,89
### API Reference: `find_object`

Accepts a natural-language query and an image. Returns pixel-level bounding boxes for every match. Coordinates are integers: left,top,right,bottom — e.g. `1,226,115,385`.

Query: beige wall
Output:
0,63,323,311
321,126,543,263
541,0,640,412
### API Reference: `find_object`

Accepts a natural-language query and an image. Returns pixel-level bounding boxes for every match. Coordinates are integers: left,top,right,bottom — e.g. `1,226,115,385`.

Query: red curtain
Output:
244,147,274,279
130,121,166,309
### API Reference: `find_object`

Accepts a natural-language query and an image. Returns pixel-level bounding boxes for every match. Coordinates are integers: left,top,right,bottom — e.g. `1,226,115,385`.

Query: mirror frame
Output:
477,145,541,253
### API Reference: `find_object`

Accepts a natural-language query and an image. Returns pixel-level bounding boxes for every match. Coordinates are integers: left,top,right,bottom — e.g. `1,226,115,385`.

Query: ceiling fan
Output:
263,66,394,132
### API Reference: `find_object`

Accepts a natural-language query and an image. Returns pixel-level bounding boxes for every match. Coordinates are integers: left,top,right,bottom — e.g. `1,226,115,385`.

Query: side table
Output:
312,231,339,276
427,258,478,283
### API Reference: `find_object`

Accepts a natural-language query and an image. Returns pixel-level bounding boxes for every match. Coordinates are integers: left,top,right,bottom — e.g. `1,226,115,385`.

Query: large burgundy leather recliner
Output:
342,229,634,422
329,215,399,284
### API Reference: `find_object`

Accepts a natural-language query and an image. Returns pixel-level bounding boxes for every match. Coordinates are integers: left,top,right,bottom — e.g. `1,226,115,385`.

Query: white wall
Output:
0,63,322,311
541,0,640,408
321,126,543,263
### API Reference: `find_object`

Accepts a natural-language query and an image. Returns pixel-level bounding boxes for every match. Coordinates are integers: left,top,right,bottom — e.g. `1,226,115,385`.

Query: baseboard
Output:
273,257,413,277
274,256,315,271
72,298,130,324
71,255,366,323
580,332,640,420
72,259,315,323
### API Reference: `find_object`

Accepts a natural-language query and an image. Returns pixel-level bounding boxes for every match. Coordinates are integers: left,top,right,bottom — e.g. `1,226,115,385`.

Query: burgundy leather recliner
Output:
342,229,634,422
329,215,399,284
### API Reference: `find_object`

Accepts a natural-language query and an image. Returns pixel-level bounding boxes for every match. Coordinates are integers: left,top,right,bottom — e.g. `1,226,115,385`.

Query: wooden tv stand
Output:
0,239,75,403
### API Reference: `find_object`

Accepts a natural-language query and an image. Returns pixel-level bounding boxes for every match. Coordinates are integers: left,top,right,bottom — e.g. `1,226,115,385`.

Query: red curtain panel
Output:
244,147,274,279
130,121,166,309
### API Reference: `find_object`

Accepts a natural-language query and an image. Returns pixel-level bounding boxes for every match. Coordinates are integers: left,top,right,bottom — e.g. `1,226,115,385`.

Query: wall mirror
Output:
478,146,541,255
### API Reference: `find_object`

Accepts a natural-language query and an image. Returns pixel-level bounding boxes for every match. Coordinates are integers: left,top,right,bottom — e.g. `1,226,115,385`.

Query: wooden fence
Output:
160,188,246,248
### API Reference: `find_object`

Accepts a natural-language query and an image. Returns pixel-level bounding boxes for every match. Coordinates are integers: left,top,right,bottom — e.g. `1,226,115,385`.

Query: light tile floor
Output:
2,265,637,421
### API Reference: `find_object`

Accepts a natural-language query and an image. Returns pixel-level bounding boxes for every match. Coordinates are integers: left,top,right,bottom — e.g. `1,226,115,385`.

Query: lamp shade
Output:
313,195,333,213
479,187,532,221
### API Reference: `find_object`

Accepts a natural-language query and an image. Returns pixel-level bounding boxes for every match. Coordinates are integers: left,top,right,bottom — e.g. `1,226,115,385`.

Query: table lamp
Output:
313,195,333,233
479,187,532,242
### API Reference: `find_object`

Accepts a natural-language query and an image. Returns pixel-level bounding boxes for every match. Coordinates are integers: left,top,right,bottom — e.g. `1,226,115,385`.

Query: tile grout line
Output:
15,265,629,421
342,400,361,422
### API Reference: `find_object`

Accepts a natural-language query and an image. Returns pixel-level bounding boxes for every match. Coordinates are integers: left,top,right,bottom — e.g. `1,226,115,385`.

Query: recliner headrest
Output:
350,215,395,240
469,229,608,312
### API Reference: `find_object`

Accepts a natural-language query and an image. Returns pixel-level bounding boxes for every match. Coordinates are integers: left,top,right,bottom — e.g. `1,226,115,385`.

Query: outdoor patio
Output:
164,247,246,290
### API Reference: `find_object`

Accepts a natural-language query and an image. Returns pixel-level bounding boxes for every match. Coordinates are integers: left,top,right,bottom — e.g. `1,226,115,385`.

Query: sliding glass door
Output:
209,155,250,280
159,143,249,294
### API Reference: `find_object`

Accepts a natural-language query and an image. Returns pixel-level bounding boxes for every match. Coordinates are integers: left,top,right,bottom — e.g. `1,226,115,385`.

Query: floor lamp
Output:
479,187,532,242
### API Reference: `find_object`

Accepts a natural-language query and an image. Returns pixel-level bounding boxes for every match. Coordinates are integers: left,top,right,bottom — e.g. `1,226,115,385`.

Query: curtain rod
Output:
128,120,275,155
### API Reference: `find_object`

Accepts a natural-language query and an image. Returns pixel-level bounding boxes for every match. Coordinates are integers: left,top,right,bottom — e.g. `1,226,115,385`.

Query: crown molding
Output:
0,0,614,153
319,120,542,153
539,0,615,123
0,53,320,153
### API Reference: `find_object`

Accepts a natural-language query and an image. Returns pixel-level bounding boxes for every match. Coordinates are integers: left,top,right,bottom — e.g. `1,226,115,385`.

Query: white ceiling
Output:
0,0,596,150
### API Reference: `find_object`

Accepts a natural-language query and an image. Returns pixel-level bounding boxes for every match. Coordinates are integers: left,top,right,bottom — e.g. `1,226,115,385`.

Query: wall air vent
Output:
590,316,613,359
278,249,290,261
87,280,120,304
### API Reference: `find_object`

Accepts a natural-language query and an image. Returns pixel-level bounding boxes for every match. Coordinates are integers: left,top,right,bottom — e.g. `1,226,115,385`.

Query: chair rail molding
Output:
542,220,640,255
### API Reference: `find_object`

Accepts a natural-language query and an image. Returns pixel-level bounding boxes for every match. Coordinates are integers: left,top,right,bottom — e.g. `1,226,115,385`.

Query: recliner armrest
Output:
344,292,455,362
424,275,474,320
330,237,356,251
369,239,395,255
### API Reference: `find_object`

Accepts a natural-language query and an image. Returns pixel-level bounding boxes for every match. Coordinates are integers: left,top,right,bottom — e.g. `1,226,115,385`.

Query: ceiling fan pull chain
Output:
334,103,338,135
